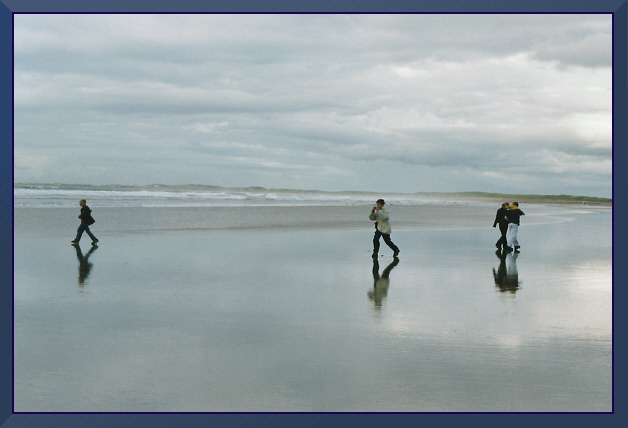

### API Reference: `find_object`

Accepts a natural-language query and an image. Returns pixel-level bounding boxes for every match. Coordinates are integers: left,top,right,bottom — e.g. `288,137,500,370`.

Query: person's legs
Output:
74,223,86,242
506,224,518,249
373,230,382,255
75,223,98,243
84,226,98,242
382,233,400,256
497,223,508,247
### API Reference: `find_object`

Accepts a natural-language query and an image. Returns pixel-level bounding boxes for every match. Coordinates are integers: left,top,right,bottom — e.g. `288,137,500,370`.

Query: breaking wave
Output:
13,186,462,208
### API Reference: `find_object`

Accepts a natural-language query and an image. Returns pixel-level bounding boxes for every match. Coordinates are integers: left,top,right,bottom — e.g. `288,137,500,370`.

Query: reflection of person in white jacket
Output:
368,256,400,308
369,199,400,258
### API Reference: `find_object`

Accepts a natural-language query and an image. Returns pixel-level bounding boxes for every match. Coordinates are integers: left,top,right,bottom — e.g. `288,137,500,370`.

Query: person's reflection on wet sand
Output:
73,243,98,286
368,257,399,309
492,249,520,294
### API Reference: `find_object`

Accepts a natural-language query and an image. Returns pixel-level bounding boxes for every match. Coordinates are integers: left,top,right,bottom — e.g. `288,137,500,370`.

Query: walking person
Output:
493,202,510,249
71,199,99,246
369,199,400,258
505,202,525,252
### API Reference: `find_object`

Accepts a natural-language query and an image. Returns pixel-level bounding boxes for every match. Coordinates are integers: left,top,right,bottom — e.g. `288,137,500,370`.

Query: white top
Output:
369,208,392,234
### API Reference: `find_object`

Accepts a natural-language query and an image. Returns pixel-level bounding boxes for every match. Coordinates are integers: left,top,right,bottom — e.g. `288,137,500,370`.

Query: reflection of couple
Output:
73,244,98,285
493,249,519,293
368,257,399,308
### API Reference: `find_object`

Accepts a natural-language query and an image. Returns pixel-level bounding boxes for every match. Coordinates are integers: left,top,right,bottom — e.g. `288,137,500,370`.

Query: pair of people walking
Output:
493,201,524,252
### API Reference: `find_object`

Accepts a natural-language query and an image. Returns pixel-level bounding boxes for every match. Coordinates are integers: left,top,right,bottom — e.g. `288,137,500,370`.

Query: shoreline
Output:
14,203,611,239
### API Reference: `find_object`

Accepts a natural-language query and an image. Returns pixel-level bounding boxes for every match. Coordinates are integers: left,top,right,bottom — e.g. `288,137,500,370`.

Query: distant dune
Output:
435,191,612,205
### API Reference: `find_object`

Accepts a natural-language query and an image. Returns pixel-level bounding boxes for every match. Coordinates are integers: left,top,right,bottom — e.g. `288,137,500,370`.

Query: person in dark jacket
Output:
505,202,525,252
492,202,510,249
71,199,99,245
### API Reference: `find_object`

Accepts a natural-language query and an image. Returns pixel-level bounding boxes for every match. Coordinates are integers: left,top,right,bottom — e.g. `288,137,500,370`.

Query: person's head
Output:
79,199,86,207
502,202,510,208
376,199,385,208
512,202,519,207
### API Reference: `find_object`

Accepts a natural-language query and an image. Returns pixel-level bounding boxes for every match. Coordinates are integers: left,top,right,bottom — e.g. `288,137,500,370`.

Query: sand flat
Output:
13,204,612,412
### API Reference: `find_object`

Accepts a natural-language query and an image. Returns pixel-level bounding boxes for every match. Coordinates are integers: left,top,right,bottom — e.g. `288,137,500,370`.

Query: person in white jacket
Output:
369,199,400,258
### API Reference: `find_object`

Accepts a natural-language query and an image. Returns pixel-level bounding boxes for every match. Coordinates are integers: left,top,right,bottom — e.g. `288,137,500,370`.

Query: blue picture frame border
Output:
1,1,625,427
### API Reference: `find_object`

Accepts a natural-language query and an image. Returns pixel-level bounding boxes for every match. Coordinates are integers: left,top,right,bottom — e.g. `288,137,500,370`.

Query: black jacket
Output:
79,206,95,224
506,208,525,225
493,207,509,227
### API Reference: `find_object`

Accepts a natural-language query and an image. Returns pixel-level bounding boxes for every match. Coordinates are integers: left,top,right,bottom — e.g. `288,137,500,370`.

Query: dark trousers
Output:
373,230,399,254
496,222,508,247
75,223,98,242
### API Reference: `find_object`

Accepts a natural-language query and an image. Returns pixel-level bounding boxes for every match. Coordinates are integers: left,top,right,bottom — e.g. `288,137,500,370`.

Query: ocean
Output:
13,185,473,209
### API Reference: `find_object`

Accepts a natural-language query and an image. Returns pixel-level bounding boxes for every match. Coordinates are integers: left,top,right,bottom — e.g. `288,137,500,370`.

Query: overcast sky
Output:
13,13,612,197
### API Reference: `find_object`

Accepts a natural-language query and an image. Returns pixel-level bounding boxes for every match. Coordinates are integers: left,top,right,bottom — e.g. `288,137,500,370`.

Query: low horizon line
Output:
14,182,612,202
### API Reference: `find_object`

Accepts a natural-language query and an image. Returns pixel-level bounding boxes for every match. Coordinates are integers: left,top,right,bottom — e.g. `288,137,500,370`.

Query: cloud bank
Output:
14,14,612,197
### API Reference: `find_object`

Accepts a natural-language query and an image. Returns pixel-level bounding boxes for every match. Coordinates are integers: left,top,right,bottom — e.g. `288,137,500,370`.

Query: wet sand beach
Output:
13,203,612,412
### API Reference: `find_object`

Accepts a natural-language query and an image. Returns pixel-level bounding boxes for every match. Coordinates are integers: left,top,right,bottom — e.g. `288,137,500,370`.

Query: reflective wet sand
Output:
13,204,612,412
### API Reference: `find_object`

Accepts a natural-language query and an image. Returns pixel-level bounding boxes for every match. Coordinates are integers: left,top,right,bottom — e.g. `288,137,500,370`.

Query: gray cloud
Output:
13,14,612,197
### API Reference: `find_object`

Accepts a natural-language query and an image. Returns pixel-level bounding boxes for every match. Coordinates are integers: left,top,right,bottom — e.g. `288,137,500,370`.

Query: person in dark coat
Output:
71,199,99,245
493,202,510,249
